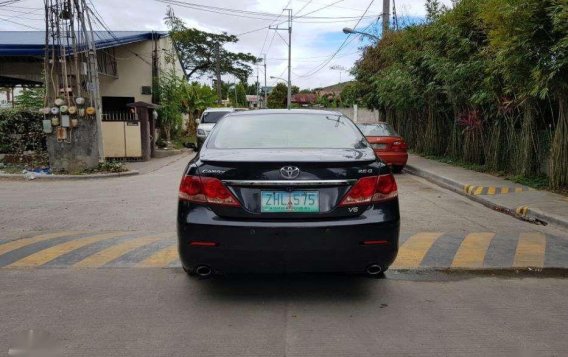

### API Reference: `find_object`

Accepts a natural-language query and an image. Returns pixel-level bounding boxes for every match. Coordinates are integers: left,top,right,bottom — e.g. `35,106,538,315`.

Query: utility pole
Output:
382,0,390,35
80,0,104,163
270,8,292,109
256,70,260,109
215,42,222,105
263,54,267,109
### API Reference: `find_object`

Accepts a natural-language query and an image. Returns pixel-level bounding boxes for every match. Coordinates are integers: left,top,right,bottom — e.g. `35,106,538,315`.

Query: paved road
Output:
1,269,567,356
1,153,568,356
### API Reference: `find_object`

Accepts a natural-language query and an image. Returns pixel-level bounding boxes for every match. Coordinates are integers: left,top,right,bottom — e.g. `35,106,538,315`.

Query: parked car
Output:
196,108,235,150
178,110,400,278
357,123,408,173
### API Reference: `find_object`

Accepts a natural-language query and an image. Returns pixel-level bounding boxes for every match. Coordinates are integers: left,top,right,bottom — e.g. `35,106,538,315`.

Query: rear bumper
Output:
375,151,408,166
177,205,400,273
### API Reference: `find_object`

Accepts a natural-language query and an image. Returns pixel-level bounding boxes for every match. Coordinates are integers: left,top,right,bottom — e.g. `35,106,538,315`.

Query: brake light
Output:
339,174,398,206
179,175,240,206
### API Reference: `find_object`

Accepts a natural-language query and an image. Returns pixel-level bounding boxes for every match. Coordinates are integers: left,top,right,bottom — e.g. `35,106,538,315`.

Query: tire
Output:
391,165,404,174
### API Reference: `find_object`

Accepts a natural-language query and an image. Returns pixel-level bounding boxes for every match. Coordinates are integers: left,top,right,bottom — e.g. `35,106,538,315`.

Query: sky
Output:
0,0,453,89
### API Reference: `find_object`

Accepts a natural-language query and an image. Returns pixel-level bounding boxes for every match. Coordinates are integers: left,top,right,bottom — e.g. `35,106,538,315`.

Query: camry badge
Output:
280,166,300,179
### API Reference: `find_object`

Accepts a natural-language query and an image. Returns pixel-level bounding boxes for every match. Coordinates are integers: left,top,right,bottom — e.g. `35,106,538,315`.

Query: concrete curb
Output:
0,170,139,181
404,164,568,230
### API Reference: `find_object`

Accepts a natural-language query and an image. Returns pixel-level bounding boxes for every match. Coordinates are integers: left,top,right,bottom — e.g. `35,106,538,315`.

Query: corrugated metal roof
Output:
0,31,167,56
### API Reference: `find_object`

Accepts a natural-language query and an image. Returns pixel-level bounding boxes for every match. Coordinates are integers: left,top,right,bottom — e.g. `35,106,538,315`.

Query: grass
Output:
0,164,26,174
1,160,128,176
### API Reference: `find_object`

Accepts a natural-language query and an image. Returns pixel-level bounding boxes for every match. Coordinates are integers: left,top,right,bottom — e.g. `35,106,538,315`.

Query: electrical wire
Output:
295,0,313,17
0,15,42,29
296,0,376,78
87,0,153,66
258,1,290,57
156,0,376,21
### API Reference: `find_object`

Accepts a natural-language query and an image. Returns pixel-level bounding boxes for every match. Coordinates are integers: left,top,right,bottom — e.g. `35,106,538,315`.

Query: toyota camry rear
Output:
177,109,400,277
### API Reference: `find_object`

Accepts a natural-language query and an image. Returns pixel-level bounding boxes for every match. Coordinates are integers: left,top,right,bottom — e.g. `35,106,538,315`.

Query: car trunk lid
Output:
196,148,382,219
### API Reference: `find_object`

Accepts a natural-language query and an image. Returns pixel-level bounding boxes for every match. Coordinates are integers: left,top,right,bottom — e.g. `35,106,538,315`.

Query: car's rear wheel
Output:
392,165,404,174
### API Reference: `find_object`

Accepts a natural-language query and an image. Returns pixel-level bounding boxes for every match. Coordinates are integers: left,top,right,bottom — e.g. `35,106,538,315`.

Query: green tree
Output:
166,8,259,83
231,82,247,107
351,0,568,188
267,83,288,108
15,87,45,110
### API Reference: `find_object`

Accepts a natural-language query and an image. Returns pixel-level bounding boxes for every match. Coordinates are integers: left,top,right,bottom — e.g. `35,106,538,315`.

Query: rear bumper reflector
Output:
190,241,219,247
361,240,389,246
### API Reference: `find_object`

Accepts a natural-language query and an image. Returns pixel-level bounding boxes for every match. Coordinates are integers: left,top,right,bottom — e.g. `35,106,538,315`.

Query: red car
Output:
358,123,408,173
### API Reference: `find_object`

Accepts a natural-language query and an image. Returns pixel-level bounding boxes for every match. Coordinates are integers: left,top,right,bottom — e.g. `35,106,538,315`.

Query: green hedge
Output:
0,109,45,155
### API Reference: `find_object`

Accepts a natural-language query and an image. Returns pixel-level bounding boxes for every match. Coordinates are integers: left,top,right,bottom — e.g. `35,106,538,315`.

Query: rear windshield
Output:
202,111,231,124
209,113,367,149
358,123,398,137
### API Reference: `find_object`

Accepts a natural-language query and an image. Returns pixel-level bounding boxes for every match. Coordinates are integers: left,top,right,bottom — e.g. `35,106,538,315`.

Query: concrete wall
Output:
99,37,183,102
334,106,382,123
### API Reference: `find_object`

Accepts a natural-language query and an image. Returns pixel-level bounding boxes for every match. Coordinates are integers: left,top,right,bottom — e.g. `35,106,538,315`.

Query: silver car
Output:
196,108,235,149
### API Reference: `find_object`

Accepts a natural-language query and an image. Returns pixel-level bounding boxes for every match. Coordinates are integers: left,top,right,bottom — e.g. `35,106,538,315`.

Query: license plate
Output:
372,143,388,150
261,191,319,213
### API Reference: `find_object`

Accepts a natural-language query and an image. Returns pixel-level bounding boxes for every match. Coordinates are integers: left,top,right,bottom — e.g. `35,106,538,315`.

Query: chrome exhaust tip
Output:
366,264,383,276
195,265,213,278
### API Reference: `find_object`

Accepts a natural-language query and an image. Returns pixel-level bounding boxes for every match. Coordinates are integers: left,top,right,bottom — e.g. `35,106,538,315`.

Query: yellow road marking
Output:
451,233,495,268
467,186,476,195
73,236,162,268
513,232,546,268
487,187,496,195
6,232,128,268
515,187,524,193
391,233,443,269
501,187,510,194
0,231,80,257
138,245,178,267
473,186,483,195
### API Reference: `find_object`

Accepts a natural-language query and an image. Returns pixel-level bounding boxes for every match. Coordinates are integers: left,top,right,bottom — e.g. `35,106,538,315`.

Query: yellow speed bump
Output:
6,232,129,268
451,233,495,268
74,236,163,268
513,232,546,268
391,233,444,269
0,231,80,257
138,245,179,267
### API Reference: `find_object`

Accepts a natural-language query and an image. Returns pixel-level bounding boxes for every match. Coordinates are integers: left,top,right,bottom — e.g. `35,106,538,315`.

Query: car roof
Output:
227,109,344,117
204,107,235,112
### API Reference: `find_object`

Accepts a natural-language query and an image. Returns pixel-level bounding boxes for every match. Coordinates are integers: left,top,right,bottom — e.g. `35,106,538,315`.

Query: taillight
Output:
179,175,240,206
391,140,408,152
373,174,398,202
339,174,398,206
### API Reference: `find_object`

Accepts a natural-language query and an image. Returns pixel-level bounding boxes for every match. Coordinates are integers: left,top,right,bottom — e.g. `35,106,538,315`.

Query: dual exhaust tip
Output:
194,264,382,277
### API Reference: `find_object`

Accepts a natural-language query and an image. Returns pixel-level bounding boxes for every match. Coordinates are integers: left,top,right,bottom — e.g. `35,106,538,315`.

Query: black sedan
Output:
177,109,400,277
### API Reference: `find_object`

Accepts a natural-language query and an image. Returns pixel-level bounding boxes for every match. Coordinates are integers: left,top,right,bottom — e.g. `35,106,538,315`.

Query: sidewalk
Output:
405,154,568,230
125,150,195,175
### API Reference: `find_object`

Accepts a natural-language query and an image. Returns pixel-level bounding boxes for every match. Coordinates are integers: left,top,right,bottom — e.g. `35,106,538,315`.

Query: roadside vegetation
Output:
353,0,568,190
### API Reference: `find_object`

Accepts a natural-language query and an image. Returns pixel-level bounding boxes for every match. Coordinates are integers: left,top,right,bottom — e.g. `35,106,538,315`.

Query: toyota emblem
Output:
280,166,300,179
